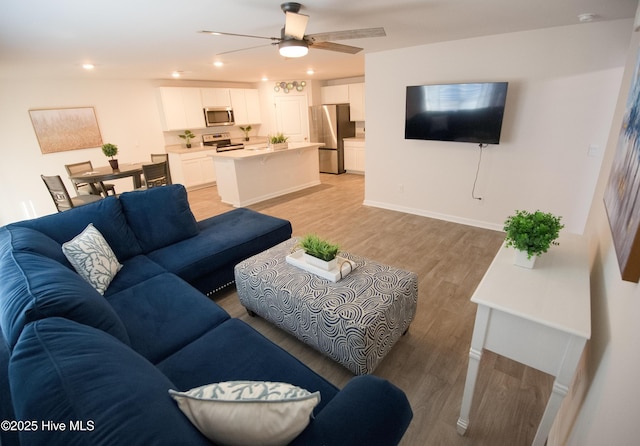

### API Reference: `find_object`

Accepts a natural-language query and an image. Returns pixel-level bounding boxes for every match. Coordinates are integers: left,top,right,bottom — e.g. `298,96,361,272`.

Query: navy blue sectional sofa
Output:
0,184,412,446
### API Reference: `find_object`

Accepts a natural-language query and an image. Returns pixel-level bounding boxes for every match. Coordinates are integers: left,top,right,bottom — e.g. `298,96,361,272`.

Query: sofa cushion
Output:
9,318,210,446
0,248,130,349
10,197,142,261
169,381,320,446
157,319,338,414
2,226,70,266
119,185,199,253
104,255,167,296
104,273,230,363
148,208,292,294
62,224,122,295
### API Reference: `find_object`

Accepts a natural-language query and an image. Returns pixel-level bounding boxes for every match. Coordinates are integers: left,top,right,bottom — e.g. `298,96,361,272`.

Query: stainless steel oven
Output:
202,133,244,152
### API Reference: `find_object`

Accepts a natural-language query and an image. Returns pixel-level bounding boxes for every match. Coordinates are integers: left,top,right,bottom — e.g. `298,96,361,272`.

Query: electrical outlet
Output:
397,184,404,193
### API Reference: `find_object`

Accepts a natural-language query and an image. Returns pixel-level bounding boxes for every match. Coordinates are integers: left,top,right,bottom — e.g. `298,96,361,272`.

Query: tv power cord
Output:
471,143,488,201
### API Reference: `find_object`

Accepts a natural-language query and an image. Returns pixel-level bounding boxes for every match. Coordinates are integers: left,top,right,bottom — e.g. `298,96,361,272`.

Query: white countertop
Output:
211,142,324,159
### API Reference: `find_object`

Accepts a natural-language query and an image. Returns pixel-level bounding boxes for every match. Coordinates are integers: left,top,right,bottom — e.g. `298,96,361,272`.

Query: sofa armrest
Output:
291,375,413,446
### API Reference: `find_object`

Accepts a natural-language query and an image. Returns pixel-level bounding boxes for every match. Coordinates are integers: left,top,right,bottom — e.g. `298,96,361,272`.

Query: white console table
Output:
457,233,590,446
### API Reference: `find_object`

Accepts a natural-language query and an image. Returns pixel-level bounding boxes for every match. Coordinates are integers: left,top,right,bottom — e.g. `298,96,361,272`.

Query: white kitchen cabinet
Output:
343,139,365,173
168,149,216,190
158,87,206,131
229,88,262,125
201,88,231,107
348,83,365,121
321,85,349,104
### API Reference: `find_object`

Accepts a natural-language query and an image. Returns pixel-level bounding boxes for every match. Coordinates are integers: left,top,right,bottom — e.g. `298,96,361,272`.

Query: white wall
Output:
554,22,640,446
0,78,259,225
364,20,632,233
0,79,167,224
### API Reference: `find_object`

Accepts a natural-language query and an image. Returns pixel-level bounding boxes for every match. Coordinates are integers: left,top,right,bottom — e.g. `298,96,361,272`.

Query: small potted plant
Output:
269,133,289,150
239,125,252,141
179,130,196,148
503,209,564,268
101,143,119,170
299,234,340,271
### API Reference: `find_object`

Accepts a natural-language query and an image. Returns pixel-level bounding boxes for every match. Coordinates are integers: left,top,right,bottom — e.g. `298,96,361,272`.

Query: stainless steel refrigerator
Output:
309,104,355,174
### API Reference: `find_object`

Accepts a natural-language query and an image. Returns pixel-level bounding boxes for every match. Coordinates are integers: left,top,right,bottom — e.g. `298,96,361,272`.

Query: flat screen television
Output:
405,82,508,144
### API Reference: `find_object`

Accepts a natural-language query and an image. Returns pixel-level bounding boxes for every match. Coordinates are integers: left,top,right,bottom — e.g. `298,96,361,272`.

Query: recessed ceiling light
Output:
261,76,269,81
82,63,95,70
171,71,181,78
213,61,224,67
306,69,315,75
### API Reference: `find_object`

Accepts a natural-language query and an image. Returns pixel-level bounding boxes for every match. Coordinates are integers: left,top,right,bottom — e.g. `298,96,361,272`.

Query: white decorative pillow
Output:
169,381,320,446
62,223,122,295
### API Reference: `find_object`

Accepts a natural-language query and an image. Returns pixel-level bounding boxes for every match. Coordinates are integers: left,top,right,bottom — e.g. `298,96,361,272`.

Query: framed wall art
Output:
29,107,103,154
604,49,640,283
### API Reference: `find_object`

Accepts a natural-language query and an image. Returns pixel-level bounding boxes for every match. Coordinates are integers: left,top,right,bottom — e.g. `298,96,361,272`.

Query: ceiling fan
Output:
199,2,386,58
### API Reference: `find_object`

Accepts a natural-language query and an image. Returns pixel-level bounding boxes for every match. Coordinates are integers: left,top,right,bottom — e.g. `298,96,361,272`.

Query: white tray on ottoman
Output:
234,238,418,375
285,249,355,282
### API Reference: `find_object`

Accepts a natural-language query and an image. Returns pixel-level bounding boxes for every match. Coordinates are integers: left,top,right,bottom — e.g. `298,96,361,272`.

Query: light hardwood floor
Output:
187,174,553,446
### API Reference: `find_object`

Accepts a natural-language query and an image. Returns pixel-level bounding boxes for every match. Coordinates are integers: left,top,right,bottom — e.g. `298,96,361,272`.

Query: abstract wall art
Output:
604,49,640,283
29,107,103,154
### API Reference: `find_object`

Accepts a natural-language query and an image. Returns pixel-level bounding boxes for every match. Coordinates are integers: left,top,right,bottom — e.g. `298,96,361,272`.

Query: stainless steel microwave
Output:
204,107,234,127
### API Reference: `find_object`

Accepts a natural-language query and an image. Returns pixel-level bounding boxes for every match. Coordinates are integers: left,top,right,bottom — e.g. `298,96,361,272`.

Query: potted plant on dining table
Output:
102,143,119,170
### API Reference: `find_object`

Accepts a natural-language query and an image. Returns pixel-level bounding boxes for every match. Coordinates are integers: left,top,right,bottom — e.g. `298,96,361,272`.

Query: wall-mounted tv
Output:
405,82,509,145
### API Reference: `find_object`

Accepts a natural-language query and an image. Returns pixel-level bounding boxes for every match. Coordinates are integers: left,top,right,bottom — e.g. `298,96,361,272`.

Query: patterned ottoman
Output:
234,238,418,375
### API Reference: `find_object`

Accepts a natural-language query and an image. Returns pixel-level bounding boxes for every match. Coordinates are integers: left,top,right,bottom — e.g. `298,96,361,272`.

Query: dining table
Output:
67,163,144,195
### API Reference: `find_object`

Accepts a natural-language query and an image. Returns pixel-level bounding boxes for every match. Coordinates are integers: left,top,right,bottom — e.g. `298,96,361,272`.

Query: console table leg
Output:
532,335,586,446
532,381,567,446
457,305,491,436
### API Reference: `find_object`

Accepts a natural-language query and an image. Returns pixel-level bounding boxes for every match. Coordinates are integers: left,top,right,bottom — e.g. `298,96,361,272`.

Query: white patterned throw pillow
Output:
169,381,320,446
62,224,122,295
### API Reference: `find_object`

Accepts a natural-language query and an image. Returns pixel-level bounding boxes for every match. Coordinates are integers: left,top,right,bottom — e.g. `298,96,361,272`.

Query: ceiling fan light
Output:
279,39,308,58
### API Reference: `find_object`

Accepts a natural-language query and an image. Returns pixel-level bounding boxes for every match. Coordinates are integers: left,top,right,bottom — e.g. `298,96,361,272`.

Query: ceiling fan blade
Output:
309,41,362,54
216,43,276,56
198,30,278,41
307,27,386,43
284,11,309,40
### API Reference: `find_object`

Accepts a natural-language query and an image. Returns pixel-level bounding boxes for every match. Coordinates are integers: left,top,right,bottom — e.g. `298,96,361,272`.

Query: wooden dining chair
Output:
141,162,168,189
65,161,117,197
41,175,103,212
150,154,172,185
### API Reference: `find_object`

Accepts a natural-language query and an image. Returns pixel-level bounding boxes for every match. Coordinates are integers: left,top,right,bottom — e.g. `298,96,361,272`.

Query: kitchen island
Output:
210,142,323,207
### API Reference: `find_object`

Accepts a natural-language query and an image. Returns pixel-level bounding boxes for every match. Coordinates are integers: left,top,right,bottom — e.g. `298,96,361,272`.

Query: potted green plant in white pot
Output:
299,234,340,271
503,209,564,268
269,133,289,151
102,143,119,170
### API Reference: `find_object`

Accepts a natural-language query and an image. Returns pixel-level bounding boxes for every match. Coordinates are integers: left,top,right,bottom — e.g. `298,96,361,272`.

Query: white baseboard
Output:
362,199,504,232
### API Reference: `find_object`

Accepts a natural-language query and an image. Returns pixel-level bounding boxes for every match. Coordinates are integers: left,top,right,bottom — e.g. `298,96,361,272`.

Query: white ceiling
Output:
1,0,637,83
